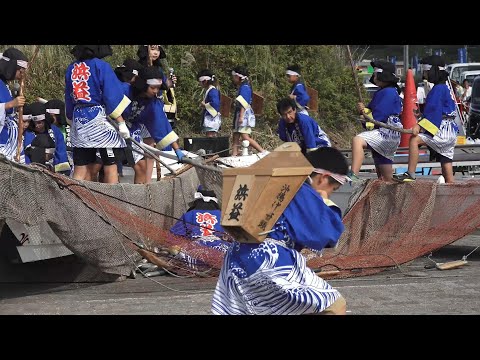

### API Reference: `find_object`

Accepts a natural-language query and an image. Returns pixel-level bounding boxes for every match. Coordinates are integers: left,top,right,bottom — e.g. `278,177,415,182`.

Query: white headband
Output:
231,71,247,80
17,60,28,69
422,64,446,71
374,67,397,78
198,76,212,82
0,54,28,69
194,191,218,204
313,168,351,185
286,70,300,76
46,109,60,114
146,79,162,86
23,114,46,122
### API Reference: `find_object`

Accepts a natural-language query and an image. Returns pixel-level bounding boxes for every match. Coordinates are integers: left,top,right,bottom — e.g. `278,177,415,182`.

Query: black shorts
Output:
73,147,126,166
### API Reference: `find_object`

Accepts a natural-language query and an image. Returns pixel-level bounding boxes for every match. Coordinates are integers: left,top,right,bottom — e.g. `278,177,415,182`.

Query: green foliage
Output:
2,45,364,149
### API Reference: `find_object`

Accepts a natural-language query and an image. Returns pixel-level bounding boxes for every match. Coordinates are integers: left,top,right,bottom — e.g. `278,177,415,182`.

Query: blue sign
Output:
412,55,419,71
458,48,467,63
390,56,396,65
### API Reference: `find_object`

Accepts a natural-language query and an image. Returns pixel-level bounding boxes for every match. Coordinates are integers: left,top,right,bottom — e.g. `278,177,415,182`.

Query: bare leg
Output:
240,133,264,153
72,165,88,180
85,162,102,181
441,162,455,183
143,137,155,183
102,164,119,184
351,136,367,175
206,131,217,138
133,159,147,184
377,164,394,181
407,135,425,175
232,133,240,156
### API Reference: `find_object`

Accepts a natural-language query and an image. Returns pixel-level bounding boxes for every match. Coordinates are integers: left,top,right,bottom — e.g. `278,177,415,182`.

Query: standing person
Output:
0,48,27,161
65,45,131,184
231,66,265,156
211,147,350,315
197,69,221,137
286,64,310,115
393,55,458,183
137,45,177,129
124,66,184,180
276,97,331,154
350,60,403,182
114,58,148,184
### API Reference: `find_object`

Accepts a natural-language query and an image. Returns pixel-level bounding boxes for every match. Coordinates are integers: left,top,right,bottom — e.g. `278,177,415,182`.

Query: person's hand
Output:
412,124,421,136
117,121,130,139
289,94,296,100
171,75,177,85
175,148,184,162
200,101,206,108
9,95,25,109
357,102,365,114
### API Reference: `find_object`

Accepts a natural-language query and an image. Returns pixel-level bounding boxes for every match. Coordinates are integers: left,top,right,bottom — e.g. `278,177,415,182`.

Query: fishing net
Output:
2,153,480,282
0,155,227,278
307,178,480,279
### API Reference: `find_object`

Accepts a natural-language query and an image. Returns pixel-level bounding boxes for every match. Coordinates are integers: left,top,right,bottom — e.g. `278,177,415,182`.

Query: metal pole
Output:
403,45,409,79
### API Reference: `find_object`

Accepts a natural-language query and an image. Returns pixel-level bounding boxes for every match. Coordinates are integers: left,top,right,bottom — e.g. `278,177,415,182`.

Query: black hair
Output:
45,99,67,126
23,102,50,132
137,45,166,67
420,55,449,84
276,97,297,114
232,66,249,78
70,45,112,61
187,189,220,211
131,66,165,99
115,58,143,83
197,69,217,85
286,64,301,74
305,147,349,177
0,47,28,81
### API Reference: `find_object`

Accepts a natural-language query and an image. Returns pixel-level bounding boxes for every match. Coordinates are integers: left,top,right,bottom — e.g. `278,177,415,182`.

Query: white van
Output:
445,63,480,83
460,70,480,86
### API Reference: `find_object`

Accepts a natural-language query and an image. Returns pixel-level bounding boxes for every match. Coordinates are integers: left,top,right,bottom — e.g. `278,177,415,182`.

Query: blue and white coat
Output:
358,86,403,161
65,58,130,149
418,83,458,159
290,81,310,115
233,82,255,129
202,85,222,132
277,112,331,154
0,79,22,162
23,125,71,173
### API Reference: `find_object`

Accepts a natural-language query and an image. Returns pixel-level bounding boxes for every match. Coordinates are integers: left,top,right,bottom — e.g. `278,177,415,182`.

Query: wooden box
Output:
306,86,319,113
220,94,233,118
221,142,313,243
252,91,265,116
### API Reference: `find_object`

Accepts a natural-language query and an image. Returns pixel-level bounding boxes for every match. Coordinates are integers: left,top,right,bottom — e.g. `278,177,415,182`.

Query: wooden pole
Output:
15,45,40,162
346,45,413,135
346,45,364,104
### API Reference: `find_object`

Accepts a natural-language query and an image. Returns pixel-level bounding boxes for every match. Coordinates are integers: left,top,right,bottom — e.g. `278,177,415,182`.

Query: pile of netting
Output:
0,156,227,278
308,178,480,278
3,153,480,281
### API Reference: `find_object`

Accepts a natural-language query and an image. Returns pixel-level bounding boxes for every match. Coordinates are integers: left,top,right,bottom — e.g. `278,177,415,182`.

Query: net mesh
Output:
308,178,480,278
2,154,480,281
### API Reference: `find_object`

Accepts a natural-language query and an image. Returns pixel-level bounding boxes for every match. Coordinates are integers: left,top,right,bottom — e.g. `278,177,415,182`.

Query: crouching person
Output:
211,147,349,315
